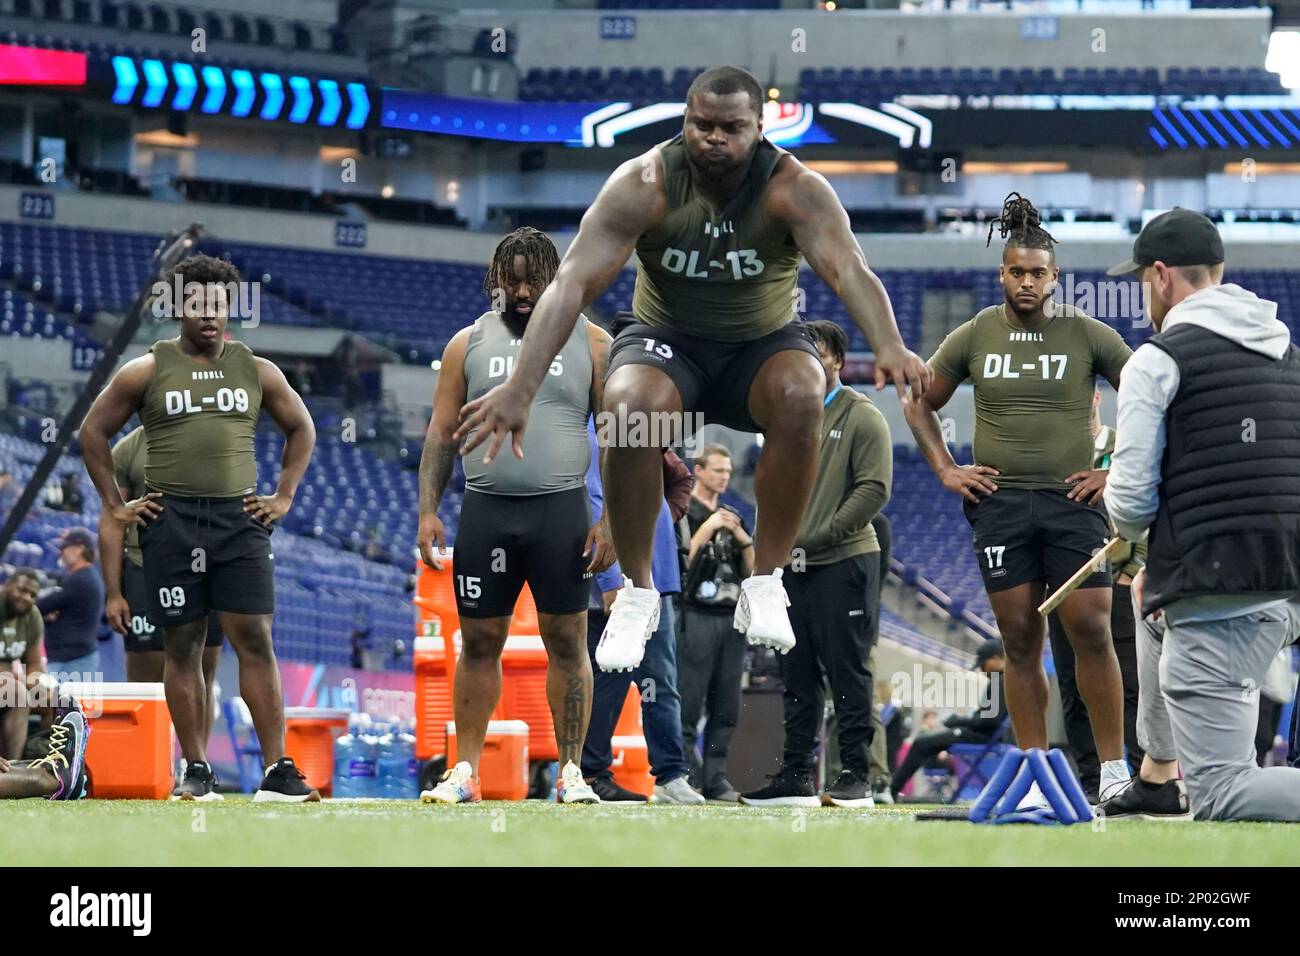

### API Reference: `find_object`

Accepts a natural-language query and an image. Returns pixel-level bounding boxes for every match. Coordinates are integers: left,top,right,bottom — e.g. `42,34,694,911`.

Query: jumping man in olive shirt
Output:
903,194,1135,804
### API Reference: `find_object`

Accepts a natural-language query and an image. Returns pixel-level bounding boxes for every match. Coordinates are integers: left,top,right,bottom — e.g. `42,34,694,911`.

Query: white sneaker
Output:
557,761,601,804
1016,781,1051,812
734,570,795,654
652,776,706,805
595,576,660,672
420,760,481,804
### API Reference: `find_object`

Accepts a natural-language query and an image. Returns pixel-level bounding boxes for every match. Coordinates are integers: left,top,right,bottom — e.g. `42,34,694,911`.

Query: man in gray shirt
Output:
1104,210,1300,821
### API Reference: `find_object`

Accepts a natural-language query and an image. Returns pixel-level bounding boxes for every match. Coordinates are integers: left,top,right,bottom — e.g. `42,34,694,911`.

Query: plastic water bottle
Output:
333,713,377,798
395,720,419,799
376,717,420,799
357,716,382,798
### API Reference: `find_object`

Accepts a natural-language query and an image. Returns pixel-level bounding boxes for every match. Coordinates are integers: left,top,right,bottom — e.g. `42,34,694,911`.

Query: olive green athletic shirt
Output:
139,338,262,498
929,303,1132,490
632,134,802,342
793,386,893,566
111,425,147,567
0,590,42,664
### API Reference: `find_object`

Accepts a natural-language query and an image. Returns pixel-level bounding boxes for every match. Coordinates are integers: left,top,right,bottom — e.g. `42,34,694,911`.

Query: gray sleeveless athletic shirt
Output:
462,310,593,495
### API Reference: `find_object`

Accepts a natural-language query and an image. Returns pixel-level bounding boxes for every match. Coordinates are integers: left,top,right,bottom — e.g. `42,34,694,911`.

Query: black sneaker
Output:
173,760,224,802
588,775,648,803
32,711,90,801
254,757,321,803
1097,778,1191,820
739,768,819,808
822,769,876,808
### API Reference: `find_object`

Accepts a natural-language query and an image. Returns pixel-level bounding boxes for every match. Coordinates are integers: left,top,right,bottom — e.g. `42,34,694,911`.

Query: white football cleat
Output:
595,576,660,673
734,569,796,654
557,761,601,804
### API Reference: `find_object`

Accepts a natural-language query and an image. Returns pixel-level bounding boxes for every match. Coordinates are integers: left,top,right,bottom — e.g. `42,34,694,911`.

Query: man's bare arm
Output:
776,166,931,400
902,371,998,502
512,157,662,399
98,483,131,600
256,357,316,501
80,356,154,515
419,329,470,516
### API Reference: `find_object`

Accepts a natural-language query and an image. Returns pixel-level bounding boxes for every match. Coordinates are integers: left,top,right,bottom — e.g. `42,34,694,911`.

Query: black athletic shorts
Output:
122,560,224,652
605,313,822,433
139,493,275,626
963,488,1113,594
452,487,592,619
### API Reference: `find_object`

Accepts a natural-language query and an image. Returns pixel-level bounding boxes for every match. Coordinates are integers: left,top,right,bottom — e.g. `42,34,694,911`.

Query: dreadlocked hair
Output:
482,227,560,300
985,192,1058,258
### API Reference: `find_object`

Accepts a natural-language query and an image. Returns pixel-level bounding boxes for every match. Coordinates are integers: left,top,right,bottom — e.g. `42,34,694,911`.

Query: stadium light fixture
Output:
1265,31,1300,91
171,63,197,111
141,59,167,108
260,73,285,121
200,66,226,113
231,70,256,117
288,76,313,124
111,56,137,104
318,79,342,126
346,82,370,129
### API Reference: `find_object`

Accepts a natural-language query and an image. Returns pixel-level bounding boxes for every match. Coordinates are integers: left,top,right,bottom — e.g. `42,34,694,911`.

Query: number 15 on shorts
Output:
983,546,1006,569
457,575,481,599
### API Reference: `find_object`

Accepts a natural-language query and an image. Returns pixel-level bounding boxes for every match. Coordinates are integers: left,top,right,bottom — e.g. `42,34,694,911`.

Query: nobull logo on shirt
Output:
49,886,152,936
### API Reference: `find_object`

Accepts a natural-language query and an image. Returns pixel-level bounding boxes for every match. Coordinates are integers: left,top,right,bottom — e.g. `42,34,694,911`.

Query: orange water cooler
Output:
284,707,350,796
62,682,174,799
446,719,530,799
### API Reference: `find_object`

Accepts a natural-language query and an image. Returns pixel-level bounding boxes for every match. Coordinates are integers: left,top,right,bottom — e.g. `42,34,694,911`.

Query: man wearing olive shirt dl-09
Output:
903,193,1134,806
80,254,318,803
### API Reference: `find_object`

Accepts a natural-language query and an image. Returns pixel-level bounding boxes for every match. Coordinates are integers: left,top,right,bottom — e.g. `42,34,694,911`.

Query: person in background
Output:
890,640,1006,799
582,429,704,805
1047,388,1144,801
678,443,753,802
866,513,894,802
1103,208,1300,821
0,470,19,518
37,528,105,680
58,474,83,514
0,570,44,759
740,320,892,809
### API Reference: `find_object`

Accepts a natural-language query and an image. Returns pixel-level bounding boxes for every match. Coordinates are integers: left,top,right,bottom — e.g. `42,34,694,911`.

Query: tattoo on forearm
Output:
419,439,458,512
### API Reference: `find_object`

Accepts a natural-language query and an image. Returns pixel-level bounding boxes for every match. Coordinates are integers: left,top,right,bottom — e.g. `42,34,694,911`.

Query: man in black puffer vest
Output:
1103,209,1300,821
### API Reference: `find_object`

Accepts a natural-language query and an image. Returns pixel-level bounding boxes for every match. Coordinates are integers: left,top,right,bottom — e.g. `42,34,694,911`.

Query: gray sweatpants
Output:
1135,598,1300,821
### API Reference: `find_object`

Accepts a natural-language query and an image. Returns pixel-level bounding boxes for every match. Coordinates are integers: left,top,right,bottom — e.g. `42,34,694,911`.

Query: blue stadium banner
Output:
335,221,367,248
19,191,54,220
1020,16,1058,40
599,16,636,40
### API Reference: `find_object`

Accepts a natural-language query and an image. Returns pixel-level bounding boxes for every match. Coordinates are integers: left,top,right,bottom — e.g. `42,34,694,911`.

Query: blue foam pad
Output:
1025,748,1079,824
994,760,1036,818
968,747,1024,823
1046,747,1094,822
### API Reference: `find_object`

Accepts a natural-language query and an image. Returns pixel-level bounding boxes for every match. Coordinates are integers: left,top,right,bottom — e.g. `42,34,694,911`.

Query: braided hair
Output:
985,192,1057,261
482,227,560,302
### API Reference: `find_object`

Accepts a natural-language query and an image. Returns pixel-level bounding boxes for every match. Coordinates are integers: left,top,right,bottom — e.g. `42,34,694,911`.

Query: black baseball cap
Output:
973,638,1005,670
1106,208,1225,277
